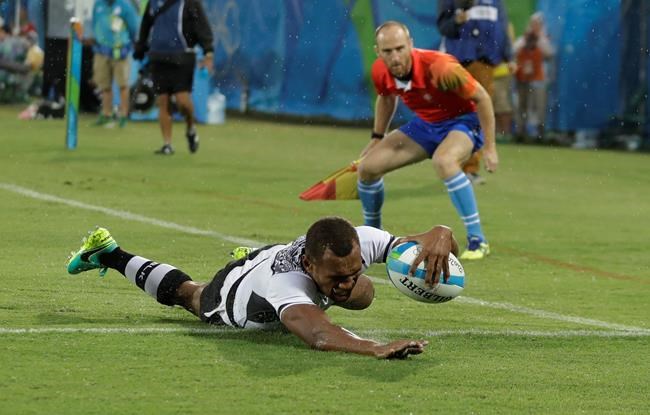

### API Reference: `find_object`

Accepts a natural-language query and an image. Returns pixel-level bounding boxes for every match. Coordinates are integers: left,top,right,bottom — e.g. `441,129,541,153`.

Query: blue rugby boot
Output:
67,227,118,277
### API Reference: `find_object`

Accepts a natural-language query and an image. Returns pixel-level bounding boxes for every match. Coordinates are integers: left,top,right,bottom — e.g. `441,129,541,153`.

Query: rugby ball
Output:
386,242,465,303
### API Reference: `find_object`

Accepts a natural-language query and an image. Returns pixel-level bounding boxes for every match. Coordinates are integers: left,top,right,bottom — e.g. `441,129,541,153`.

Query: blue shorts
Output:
398,113,484,157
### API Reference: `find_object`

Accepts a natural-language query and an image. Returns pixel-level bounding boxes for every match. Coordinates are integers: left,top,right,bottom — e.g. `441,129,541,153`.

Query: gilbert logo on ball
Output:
386,242,465,303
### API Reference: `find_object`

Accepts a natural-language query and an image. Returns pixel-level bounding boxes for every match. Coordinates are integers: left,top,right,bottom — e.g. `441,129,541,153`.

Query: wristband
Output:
371,132,385,139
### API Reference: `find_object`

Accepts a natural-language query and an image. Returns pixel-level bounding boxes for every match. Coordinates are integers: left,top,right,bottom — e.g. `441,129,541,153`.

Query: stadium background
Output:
0,2,648,412
0,0,647,147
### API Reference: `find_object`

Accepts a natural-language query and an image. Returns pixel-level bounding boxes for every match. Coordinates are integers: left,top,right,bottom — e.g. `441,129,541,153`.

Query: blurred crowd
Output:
0,15,43,103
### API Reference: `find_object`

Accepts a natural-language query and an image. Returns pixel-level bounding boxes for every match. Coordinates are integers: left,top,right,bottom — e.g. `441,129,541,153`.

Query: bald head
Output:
375,21,411,42
374,21,413,78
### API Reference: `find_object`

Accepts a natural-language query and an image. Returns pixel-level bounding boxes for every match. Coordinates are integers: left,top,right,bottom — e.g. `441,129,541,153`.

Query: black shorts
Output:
199,245,280,325
150,60,196,95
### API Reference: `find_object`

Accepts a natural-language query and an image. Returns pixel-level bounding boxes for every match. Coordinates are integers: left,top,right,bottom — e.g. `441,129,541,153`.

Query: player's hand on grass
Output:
398,225,457,287
374,340,429,359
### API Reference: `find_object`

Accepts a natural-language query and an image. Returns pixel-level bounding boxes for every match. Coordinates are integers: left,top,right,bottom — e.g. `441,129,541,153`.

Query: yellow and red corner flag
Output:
299,160,361,201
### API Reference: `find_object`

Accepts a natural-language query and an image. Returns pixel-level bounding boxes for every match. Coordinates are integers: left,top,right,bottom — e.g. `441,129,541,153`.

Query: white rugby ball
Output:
386,242,465,303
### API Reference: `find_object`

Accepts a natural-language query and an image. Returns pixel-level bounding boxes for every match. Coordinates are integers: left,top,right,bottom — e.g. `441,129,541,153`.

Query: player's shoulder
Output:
355,226,396,264
416,48,461,68
356,224,389,237
270,237,306,275
419,49,467,87
355,226,395,246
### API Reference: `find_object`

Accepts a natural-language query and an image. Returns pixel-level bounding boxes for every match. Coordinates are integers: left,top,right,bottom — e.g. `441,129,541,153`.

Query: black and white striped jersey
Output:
203,226,395,330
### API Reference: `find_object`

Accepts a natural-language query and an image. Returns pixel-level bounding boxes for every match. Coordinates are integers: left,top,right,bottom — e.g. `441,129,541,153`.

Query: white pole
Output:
13,0,20,35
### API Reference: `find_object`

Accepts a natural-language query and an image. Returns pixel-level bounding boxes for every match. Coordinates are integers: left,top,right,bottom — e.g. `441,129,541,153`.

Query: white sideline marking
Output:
2,182,648,334
0,183,261,247
0,327,648,337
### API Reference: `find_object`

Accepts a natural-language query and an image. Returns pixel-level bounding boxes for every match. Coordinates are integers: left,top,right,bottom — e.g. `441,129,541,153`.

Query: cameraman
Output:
513,12,554,141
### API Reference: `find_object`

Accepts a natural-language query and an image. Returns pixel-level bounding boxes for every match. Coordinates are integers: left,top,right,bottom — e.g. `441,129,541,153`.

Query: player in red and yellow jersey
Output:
357,21,498,260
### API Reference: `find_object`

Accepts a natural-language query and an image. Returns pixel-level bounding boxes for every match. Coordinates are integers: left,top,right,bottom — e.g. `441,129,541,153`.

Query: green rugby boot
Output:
67,227,118,277
230,246,255,261
459,235,490,260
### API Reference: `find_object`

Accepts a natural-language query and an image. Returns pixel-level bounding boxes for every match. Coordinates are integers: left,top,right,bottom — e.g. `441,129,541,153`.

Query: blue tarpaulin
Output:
206,0,628,131
537,0,621,131
4,0,644,134
204,0,441,122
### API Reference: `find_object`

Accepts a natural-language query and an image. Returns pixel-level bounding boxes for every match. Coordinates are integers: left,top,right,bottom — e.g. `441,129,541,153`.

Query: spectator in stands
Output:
0,21,29,102
20,29,44,97
91,0,140,128
134,0,214,155
437,0,512,185
492,22,516,142
513,12,554,141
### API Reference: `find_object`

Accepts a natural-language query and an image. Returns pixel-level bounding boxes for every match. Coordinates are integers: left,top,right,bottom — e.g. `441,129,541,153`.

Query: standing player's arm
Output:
280,303,428,359
471,84,499,173
374,93,398,134
360,94,398,157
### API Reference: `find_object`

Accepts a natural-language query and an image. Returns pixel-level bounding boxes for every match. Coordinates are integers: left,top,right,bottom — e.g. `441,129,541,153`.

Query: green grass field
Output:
1,105,649,414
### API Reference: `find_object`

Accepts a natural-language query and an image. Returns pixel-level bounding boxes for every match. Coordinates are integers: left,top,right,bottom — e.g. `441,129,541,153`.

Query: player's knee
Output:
358,160,382,182
431,152,458,177
190,283,206,317
174,280,205,316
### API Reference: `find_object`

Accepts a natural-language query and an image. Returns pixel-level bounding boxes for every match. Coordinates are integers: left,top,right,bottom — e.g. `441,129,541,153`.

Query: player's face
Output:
375,26,413,78
304,244,364,303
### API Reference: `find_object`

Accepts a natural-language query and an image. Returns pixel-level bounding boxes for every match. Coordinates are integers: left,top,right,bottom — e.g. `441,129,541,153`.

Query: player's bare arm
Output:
470,84,499,173
280,303,428,358
373,94,398,134
360,94,398,157
395,225,459,286
332,274,374,310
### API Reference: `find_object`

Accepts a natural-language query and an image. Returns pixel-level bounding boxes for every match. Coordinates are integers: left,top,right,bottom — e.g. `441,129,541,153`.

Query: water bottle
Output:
207,90,226,124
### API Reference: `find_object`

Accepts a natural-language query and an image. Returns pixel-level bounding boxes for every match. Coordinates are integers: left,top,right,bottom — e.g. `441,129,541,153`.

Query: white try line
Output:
0,326,648,338
369,277,650,333
2,182,649,335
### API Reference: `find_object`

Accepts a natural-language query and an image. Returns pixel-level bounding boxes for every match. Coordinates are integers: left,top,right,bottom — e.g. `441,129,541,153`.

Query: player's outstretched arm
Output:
396,225,458,287
281,304,428,359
